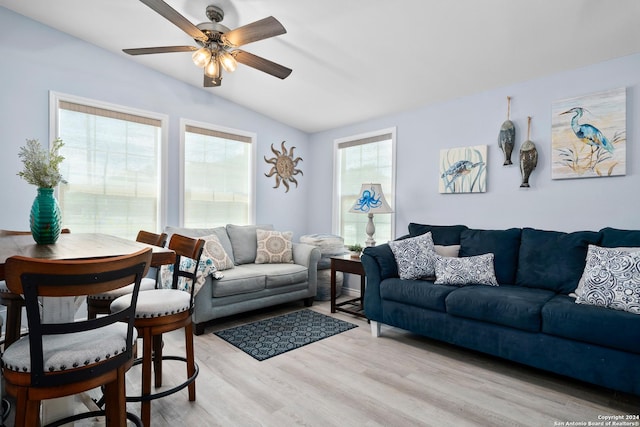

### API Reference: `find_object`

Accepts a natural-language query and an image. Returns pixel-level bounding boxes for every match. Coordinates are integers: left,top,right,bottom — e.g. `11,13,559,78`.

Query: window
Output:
181,120,255,228
334,128,396,246
51,92,166,239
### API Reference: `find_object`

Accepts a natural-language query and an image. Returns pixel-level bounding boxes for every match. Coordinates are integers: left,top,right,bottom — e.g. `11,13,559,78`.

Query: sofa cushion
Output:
255,230,293,264
246,263,308,289
576,245,640,314
599,227,640,247
210,266,266,297
379,278,456,312
542,294,640,354
362,244,398,279
226,224,273,265
388,232,437,279
408,223,468,245
515,228,601,294
459,228,521,284
445,285,556,332
165,225,235,264
434,253,499,287
201,234,234,271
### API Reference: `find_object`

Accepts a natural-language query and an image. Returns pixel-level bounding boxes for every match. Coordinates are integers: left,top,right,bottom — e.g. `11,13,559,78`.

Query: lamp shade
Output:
349,183,393,214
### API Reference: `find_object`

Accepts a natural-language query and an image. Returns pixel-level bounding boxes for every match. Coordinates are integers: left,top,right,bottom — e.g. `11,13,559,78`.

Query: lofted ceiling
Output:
2,0,640,133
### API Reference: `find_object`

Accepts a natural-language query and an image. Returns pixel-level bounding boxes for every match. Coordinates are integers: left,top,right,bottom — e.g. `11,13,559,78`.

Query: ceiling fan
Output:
123,0,292,87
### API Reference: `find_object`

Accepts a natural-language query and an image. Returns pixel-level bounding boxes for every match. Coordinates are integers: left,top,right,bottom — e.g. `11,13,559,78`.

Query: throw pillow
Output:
159,256,216,295
576,245,640,314
434,253,499,287
434,244,460,258
255,230,293,264
388,232,437,280
573,246,640,298
164,225,235,264
201,234,234,271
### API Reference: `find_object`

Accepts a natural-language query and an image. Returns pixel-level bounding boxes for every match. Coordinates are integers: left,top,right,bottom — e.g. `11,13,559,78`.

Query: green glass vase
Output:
30,187,62,244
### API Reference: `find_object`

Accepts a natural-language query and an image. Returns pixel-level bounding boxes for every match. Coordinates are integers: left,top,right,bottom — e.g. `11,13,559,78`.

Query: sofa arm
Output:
293,243,321,292
361,243,398,322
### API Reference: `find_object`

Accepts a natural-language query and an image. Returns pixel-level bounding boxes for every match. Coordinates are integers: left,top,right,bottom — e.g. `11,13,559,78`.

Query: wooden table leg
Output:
330,263,336,313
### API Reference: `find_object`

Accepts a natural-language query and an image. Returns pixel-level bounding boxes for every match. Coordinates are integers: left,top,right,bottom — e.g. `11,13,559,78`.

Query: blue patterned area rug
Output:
214,309,358,361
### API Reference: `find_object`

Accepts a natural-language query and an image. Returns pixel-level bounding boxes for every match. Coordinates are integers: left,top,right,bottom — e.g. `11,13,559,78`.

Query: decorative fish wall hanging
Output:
519,116,538,188
498,96,515,166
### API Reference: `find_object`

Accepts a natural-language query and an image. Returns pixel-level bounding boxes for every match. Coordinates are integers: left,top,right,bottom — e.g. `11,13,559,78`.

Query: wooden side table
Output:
330,255,366,318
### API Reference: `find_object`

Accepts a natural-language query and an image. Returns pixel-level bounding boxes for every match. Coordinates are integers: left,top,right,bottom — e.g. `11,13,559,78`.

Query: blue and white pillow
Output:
160,256,216,295
576,245,640,315
388,232,437,280
434,253,498,287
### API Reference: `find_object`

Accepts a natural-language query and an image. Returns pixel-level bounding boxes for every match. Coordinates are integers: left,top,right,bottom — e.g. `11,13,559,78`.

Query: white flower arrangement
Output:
17,138,66,188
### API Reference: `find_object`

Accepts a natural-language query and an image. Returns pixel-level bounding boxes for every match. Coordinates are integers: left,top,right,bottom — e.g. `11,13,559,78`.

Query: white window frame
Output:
179,118,256,227
332,127,397,245
49,91,168,233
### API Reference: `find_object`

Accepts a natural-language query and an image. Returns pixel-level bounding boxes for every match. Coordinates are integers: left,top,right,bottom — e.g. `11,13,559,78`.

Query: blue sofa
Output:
361,224,640,396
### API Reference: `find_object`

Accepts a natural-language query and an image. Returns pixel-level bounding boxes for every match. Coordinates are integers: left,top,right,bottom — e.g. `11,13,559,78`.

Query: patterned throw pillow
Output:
201,234,234,271
255,230,293,264
434,253,499,286
159,256,216,295
388,232,437,280
573,246,640,298
576,245,640,314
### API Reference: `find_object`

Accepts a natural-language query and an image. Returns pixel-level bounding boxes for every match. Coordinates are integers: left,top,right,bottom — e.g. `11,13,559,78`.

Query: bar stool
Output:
111,233,204,427
0,229,70,349
87,230,167,319
2,248,152,427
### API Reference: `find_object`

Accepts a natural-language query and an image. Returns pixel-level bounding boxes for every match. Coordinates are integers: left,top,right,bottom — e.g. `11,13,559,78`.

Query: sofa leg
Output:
303,297,314,307
194,323,205,336
370,321,381,337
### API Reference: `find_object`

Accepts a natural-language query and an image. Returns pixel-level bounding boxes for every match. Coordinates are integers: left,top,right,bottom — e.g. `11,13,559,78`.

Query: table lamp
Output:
349,183,393,247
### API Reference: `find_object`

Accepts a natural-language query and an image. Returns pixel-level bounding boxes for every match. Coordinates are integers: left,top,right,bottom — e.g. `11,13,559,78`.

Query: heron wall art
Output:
551,87,626,179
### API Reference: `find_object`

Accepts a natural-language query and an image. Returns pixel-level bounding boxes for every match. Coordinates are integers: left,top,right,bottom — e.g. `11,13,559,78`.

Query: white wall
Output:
0,7,310,238
3,6,640,244
308,53,640,237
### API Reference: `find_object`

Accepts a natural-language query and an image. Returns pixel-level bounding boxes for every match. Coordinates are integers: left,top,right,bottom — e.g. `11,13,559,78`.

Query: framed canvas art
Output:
551,88,626,179
439,145,487,194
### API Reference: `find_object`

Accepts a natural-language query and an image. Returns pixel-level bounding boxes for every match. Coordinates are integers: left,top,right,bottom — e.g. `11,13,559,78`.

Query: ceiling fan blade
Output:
234,50,292,79
204,74,221,87
222,16,286,47
123,46,197,55
139,0,208,42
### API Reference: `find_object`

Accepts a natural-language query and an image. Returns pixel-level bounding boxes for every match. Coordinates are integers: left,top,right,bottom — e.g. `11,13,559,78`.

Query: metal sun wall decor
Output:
439,145,487,194
264,141,303,192
551,87,626,179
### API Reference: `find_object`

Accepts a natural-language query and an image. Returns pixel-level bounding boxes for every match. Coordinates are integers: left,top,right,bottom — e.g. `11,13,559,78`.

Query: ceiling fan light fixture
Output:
204,56,220,78
192,47,212,68
124,1,291,87
219,51,237,73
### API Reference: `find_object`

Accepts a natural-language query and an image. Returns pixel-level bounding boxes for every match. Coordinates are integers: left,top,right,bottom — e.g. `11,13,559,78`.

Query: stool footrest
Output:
126,355,199,403
43,410,142,427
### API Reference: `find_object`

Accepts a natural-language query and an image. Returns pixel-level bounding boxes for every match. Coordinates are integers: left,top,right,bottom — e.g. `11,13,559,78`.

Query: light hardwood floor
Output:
3,299,639,426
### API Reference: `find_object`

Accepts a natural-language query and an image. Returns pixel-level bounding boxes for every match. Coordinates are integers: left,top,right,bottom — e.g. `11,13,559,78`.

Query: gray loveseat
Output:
165,225,321,335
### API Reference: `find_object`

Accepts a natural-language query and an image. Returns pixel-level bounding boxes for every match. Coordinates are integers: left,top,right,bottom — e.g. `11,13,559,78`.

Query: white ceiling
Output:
3,0,640,133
